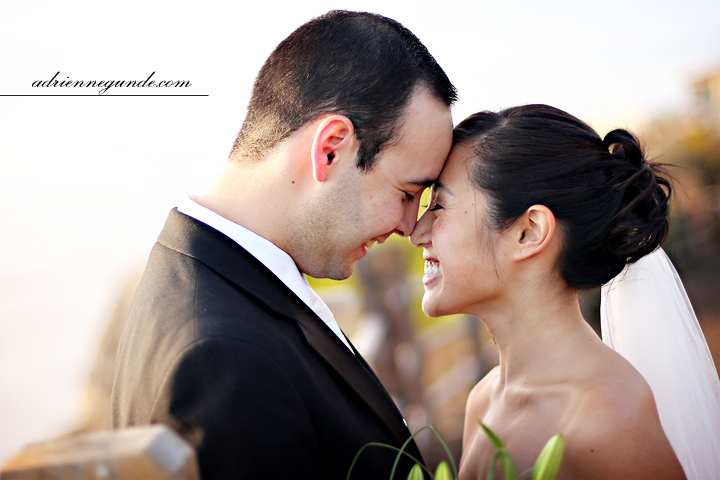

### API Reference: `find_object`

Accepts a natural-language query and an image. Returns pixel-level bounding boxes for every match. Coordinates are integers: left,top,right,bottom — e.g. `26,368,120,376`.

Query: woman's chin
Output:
421,295,449,318
421,296,436,317
422,290,468,318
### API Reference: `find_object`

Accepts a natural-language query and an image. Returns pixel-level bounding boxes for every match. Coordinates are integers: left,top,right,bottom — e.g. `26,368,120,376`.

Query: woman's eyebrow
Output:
432,181,451,195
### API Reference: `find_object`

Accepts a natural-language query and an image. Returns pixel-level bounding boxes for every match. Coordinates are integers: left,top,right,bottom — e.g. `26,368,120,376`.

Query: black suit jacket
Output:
112,209,424,479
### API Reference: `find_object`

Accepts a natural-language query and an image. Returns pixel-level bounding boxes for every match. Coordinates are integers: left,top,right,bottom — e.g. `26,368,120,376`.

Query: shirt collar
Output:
176,196,311,306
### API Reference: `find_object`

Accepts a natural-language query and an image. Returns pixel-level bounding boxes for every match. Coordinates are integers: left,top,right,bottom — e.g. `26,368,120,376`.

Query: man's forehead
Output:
408,179,435,189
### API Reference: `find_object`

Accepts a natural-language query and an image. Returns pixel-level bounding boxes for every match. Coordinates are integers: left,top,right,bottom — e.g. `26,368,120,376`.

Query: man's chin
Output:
328,270,353,281
325,262,354,281
302,260,355,281
312,247,365,281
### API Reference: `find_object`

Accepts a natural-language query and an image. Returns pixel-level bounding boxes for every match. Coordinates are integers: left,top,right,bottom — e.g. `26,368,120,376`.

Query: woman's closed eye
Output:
428,203,443,212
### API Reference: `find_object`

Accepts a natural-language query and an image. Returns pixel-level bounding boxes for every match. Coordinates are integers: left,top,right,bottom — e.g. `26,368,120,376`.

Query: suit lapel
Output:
288,296,414,448
158,209,297,322
158,209,417,450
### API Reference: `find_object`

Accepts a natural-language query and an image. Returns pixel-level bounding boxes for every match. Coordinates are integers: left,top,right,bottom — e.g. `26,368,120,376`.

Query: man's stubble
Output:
285,167,367,281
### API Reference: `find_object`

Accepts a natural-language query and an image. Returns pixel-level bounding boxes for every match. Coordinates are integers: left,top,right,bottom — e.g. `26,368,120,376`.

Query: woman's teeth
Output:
424,260,442,277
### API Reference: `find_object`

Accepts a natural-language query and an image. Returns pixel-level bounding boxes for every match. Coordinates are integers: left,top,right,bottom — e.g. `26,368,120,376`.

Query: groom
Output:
111,10,455,480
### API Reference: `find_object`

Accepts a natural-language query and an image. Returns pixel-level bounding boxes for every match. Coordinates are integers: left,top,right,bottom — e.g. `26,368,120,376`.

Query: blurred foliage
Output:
648,125,718,188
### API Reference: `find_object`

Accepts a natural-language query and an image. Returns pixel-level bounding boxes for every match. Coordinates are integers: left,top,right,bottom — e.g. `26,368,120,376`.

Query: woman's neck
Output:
470,282,600,387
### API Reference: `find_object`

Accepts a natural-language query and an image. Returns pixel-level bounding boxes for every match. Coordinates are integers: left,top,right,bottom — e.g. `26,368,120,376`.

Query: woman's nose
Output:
410,209,432,247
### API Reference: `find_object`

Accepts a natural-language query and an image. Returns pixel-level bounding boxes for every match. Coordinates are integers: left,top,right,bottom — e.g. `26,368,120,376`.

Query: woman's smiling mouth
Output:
423,258,442,284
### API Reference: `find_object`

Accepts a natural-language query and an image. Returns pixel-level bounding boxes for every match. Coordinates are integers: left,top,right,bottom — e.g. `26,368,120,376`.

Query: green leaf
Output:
435,461,453,480
346,442,427,480
478,421,506,450
487,451,500,480
425,426,458,478
478,421,519,480
498,450,519,480
520,466,535,477
388,426,438,480
531,435,565,480
406,463,424,480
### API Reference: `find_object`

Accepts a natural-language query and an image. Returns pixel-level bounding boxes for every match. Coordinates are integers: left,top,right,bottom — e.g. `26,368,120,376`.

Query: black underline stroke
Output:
0,94,209,97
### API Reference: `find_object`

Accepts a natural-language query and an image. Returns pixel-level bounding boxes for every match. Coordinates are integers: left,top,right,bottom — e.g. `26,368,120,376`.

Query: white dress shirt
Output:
177,196,353,352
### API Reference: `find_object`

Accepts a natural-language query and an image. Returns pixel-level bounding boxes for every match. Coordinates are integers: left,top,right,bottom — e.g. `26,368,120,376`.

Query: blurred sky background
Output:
1,0,718,465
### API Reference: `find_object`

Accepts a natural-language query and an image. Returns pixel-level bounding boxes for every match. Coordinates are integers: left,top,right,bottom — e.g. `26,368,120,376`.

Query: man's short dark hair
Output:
230,10,457,171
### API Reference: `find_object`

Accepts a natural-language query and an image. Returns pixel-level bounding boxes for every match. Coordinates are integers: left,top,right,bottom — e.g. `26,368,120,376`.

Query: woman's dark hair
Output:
454,104,671,289
231,10,456,171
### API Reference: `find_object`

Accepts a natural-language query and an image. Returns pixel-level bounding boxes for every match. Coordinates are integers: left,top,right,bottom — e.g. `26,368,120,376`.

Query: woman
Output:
410,105,718,479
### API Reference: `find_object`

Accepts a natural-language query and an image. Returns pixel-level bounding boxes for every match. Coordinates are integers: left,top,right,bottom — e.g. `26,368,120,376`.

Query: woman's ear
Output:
310,115,356,183
511,205,556,261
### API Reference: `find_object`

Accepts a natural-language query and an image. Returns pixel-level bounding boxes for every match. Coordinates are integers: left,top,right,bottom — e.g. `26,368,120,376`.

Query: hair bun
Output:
601,129,671,269
602,129,644,167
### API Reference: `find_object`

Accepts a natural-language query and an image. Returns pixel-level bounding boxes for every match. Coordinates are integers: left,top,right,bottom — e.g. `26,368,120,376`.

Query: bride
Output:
410,105,719,479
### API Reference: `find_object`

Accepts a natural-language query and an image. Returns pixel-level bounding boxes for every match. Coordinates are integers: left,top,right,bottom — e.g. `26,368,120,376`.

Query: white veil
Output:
601,247,720,480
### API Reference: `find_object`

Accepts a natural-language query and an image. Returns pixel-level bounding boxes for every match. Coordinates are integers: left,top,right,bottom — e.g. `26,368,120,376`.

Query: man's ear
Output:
511,205,556,261
311,115,356,183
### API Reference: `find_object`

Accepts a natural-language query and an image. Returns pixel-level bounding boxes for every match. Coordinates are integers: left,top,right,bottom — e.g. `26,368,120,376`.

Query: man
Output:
112,10,455,479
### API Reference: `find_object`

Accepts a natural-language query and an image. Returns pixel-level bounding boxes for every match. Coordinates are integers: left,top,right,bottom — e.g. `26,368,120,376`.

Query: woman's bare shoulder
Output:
467,366,498,415
561,369,685,479
462,366,499,446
